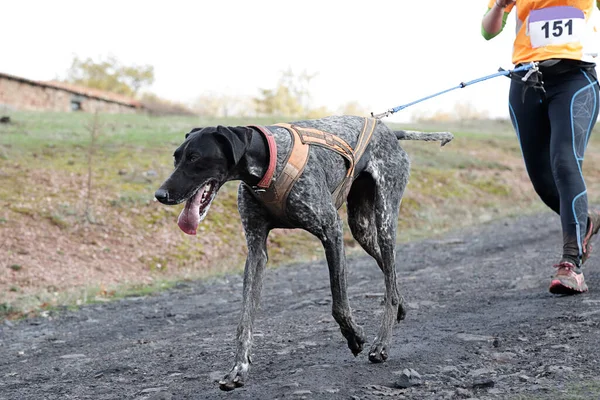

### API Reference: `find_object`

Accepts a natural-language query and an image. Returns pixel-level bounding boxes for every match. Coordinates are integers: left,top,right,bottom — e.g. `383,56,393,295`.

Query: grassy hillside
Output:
2,112,600,318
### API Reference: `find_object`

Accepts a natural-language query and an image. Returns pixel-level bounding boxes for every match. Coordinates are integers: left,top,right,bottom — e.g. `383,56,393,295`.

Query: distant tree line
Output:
64,56,193,115
64,56,370,117
66,56,154,97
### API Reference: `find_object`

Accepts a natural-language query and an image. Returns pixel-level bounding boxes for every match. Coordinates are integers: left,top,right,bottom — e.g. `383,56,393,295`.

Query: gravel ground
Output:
1,212,600,400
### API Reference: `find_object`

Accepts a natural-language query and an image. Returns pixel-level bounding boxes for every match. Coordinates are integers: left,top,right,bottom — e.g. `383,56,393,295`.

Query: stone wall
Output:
0,76,138,114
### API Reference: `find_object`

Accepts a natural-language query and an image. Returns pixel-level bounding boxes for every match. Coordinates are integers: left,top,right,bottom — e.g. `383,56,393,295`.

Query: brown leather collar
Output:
247,125,277,189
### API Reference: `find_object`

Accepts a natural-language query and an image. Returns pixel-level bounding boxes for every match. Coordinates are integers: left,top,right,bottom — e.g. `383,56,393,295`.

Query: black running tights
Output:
508,67,599,261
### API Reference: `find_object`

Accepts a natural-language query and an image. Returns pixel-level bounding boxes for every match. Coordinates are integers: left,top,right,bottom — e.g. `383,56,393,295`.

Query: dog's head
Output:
155,125,252,235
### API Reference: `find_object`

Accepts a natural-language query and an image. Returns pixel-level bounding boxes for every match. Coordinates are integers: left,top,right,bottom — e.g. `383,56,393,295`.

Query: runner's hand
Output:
495,0,515,8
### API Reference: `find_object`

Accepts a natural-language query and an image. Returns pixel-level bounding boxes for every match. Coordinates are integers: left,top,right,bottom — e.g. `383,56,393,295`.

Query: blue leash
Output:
371,62,539,119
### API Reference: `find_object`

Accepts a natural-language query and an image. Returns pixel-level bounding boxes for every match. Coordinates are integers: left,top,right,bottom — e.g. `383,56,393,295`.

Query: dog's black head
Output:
155,125,252,235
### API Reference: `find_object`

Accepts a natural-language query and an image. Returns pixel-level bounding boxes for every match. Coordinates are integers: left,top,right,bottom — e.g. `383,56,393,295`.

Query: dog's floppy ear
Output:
185,127,203,139
215,125,252,166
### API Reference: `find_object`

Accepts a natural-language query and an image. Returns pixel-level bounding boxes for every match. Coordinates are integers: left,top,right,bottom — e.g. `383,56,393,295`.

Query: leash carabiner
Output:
520,62,540,82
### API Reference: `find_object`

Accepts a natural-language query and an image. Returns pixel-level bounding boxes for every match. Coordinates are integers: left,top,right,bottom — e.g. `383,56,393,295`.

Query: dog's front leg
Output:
219,187,270,391
319,214,366,356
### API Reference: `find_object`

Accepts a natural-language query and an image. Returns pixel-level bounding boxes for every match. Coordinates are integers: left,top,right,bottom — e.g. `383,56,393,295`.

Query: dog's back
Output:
267,115,406,196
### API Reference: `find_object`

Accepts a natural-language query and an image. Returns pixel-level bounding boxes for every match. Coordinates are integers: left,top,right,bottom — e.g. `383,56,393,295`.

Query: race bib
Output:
528,6,585,48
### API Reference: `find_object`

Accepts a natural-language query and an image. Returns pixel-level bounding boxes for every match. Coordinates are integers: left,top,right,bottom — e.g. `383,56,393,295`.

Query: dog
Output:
155,115,452,391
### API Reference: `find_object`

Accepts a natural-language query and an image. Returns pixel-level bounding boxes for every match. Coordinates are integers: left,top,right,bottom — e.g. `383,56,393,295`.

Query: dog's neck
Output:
233,128,271,186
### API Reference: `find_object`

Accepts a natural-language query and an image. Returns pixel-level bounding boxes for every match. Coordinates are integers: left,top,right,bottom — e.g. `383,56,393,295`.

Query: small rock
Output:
4,320,14,328
456,333,494,342
408,368,421,379
139,387,168,394
118,169,127,175
492,337,501,348
488,388,502,395
145,170,158,177
518,374,531,382
547,365,574,374
472,378,495,389
455,387,472,397
468,368,494,378
395,368,422,388
292,390,312,395
368,385,406,397
441,366,460,376
0,116,11,124
59,354,86,359
491,352,516,362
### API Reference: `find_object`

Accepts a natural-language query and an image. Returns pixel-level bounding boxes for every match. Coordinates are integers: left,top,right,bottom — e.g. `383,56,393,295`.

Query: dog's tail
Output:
394,130,454,147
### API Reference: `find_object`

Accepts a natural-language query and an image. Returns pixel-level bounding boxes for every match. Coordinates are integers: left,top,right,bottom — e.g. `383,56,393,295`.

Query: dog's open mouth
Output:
177,179,218,235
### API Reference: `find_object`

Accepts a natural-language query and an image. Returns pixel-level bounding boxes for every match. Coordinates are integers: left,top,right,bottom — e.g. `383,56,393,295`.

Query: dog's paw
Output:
347,326,367,356
368,343,389,363
218,365,248,391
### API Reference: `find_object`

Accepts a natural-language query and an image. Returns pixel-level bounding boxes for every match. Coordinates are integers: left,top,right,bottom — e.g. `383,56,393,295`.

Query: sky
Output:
2,0,598,123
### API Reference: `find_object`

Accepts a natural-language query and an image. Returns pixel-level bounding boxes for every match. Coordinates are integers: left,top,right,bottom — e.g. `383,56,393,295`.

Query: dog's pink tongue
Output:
177,189,203,235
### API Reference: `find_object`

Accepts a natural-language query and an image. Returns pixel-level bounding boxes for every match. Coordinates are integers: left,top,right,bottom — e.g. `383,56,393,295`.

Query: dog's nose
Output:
154,188,169,203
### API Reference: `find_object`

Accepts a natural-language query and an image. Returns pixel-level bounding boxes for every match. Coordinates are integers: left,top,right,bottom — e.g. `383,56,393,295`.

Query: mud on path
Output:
2,212,600,400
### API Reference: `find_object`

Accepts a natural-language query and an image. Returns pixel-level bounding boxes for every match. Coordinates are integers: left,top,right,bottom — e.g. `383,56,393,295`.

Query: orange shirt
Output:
485,0,599,64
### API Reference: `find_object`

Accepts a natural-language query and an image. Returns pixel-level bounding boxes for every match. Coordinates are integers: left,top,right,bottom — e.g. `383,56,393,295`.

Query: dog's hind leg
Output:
312,208,366,357
347,175,382,262
347,170,407,363
219,184,271,391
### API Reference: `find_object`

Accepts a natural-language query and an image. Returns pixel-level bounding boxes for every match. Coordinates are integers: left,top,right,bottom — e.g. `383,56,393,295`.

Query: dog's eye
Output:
188,153,201,163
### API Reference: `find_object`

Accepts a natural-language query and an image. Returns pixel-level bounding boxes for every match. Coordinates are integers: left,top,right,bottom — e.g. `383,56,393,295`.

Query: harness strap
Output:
253,125,309,219
276,123,355,178
354,117,377,161
294,126,354,155
331,117,377,207
247,125,278,189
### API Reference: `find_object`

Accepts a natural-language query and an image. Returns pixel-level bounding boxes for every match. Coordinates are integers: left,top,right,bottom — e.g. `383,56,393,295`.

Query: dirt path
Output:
2,212,600,400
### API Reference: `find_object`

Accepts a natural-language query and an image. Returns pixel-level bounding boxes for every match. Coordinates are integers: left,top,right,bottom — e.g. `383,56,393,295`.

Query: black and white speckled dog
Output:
154,115,452,391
